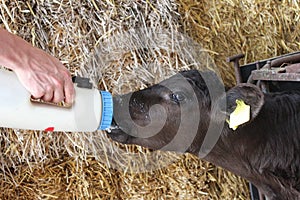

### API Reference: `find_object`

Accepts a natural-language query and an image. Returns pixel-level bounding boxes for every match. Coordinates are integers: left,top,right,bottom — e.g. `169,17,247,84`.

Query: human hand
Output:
0,28,75,104
13,47,75,104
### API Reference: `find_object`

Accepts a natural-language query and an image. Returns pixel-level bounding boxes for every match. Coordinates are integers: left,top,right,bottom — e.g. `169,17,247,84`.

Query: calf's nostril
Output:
131,98,146,111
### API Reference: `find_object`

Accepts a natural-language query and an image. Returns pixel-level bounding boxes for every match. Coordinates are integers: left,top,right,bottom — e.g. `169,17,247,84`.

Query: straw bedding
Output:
0,0,299,199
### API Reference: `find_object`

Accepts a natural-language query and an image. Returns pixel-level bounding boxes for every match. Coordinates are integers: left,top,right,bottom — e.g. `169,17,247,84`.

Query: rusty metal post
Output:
270,53,300,67
226,53,245,84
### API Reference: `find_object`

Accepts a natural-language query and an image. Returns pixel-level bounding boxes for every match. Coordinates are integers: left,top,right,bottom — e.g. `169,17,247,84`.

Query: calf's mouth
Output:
106,117,133,143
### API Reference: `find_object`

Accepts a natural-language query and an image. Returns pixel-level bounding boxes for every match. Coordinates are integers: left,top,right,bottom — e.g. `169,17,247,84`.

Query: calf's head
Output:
107,69,264,157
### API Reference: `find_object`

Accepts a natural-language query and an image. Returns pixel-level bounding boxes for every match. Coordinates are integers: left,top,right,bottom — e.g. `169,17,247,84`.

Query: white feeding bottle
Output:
0,68,113,132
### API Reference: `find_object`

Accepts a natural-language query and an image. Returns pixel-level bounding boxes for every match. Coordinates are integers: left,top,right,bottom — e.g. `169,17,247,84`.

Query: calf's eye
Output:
170,92,186,103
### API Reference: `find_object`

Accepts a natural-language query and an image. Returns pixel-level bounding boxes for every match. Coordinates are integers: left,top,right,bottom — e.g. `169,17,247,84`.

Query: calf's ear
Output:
225,83,264,119
213,84,264,127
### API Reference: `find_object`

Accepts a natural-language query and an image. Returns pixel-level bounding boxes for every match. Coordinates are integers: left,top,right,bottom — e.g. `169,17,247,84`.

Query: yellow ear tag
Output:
228,99,250,130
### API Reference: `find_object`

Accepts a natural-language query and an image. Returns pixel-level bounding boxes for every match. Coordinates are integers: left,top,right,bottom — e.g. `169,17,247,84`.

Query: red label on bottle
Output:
44,127,55,132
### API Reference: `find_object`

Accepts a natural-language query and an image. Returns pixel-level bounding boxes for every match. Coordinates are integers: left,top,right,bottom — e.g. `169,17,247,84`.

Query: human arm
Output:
0,28,75,104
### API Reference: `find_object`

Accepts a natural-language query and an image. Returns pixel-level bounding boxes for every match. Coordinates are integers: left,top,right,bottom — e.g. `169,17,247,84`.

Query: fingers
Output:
30,89,45,100
51,59,75,104
64,76,75,104
47,72,74,104
52,72,74,104
30,71,74,104
42,85,54,102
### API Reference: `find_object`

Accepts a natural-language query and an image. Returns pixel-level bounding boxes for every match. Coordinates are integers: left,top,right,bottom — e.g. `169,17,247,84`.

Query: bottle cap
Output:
98,91,113,130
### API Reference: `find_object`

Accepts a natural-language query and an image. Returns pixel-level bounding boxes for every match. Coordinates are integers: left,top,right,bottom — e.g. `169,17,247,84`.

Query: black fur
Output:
107,70,300,199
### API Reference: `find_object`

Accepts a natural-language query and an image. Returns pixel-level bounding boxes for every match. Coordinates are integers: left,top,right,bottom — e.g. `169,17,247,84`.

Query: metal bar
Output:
249,183,260,200
270,53,300,67
240,51,300,70
226,53,245,84
251,70,300,82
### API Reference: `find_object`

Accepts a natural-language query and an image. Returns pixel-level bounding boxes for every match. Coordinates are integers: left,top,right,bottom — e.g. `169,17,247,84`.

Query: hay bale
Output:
178,0,300,87
1,0,298,199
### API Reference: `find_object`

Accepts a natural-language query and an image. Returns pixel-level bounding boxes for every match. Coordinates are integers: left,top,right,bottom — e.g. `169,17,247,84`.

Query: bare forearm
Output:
0,28,31,70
